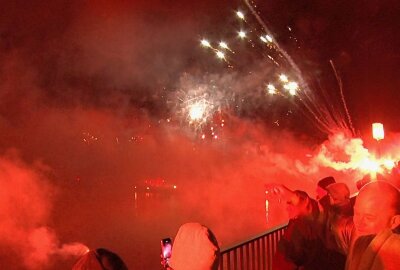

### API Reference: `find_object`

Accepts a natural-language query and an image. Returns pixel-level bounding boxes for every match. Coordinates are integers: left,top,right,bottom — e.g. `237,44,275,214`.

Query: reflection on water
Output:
51,177,284,270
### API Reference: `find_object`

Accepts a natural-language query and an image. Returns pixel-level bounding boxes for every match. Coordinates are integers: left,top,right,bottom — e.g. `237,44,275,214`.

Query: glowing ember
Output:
219,41,228,49
200,39,211,48
267,84,276,94
238,30,246,39
236,11,245,20
215,50,225,59
279,74,289,82
260,35,273,43
284,81,299,95
260,36,268,43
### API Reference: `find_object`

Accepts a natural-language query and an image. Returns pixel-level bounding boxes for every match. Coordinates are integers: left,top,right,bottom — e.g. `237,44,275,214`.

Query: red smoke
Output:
0,152,87,269
1,1,399,270
1,103,399,269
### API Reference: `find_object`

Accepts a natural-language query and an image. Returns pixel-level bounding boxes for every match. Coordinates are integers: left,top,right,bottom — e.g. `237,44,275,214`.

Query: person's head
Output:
353,181,400,237
316,176,336,200
326,183,350,206
356,175,372,190
169,222,219,270
286,190,311,219
72,248,128,270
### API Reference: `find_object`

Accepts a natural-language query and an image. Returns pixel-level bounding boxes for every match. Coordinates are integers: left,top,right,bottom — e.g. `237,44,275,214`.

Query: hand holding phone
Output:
161,238,172,268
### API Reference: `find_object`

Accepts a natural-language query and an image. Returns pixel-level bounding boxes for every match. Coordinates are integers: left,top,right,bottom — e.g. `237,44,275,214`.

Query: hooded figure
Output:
317,176,336,212
169,222,220,270
72,248,128,270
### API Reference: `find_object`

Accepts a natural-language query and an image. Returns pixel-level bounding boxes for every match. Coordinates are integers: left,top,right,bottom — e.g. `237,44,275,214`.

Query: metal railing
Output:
219,223,288,270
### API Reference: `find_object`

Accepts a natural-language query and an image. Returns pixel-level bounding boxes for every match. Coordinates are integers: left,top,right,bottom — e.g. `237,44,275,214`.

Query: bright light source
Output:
236,11,245,20
267,84,276,94
189,103,206,121
219,41,228,49
201,39,211,47
284,81,298,95
216,50,225,59
289,88,296,96
260,36,268,43
360,158,380,173
260,35,273,43
383,159,395,169
279,74,288,82
372,123,384,141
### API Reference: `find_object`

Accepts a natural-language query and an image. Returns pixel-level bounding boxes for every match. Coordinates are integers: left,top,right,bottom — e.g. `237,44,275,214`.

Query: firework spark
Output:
238,30,246,39
267,84,276,95
189,102,207,121
260,35,273,44
283,81,299,95
219,41,228,49
215,50,225,59
279,74,289,83
236,11,245,20
194,3,356,136
265,34,273,42
200,39,211,48
184,96,214,127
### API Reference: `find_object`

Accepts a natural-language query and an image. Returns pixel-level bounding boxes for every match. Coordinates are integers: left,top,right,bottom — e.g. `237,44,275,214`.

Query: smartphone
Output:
161,238,172,260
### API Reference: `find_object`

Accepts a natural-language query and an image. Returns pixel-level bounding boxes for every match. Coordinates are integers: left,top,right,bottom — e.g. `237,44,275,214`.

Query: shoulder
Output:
353,234,375,251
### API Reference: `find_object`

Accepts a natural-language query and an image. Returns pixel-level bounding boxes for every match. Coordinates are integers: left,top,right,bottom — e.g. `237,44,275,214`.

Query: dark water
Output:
50,183,284,270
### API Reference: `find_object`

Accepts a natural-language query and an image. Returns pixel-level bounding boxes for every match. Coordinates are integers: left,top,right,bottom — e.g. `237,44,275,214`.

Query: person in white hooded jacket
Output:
167,222,220,270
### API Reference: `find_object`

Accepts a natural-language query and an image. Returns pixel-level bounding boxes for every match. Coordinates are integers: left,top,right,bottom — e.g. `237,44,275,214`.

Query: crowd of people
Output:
269,176,400,270
70,177,400,270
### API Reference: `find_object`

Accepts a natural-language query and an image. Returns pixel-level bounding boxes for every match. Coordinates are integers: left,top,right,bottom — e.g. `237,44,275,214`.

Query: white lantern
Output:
372,123,384,141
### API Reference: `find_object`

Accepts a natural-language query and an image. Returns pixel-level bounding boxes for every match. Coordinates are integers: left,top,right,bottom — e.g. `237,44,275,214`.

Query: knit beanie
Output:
318,176,336,190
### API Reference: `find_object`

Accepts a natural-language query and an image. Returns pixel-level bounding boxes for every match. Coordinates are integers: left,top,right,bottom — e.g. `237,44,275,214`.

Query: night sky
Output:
1,0,399,136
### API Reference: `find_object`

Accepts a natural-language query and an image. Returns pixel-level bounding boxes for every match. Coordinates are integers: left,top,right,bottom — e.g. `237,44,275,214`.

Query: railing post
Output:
219,223,288,270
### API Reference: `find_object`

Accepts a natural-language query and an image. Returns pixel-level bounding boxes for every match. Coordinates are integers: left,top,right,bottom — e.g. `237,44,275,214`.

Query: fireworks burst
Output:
188,98,211,123
194,1,356,137
171,73,232,139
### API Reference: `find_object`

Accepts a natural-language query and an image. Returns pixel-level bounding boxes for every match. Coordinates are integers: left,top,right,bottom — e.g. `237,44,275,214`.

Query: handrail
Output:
219,223,288,270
